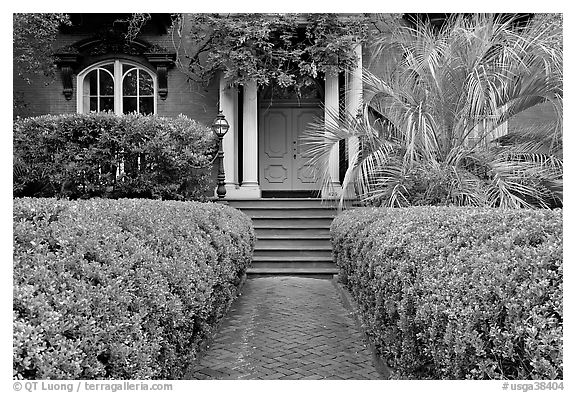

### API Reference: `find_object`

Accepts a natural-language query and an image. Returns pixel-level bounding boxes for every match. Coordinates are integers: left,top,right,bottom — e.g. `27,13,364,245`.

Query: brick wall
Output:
158,69,219,127
13,65,76,118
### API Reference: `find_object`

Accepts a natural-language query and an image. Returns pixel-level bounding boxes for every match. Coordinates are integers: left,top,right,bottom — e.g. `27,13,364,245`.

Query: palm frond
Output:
305,13,562,209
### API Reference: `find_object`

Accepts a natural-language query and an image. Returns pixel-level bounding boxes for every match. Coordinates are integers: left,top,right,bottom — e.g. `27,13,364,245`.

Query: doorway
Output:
258,101,323,194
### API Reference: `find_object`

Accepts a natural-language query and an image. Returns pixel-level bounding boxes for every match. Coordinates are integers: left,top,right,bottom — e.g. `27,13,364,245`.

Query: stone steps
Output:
227,198,340,276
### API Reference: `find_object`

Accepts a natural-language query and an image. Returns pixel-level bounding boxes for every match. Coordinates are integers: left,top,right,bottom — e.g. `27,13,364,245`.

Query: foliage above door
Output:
170,14,383,90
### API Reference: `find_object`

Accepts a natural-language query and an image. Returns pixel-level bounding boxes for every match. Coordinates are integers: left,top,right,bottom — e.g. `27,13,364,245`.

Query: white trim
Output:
239,80,262,198
219,74,239,189
76,60,158,115
323,66,342,198
114,61,122,114
344,44,363,198
121,66,156,114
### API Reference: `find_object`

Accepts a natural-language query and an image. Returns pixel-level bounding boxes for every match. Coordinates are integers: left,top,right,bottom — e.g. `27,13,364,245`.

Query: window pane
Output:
90,97,98,112
103,63,114,74
123,69,138,96
139,97,154,115
139,71,154,95
87,70,98,95
123,97,137,114
100,97,114,112
100,70,114,96
81,62,156,115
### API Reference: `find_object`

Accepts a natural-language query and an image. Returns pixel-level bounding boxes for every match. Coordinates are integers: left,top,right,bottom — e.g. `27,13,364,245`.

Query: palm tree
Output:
304,13,563,208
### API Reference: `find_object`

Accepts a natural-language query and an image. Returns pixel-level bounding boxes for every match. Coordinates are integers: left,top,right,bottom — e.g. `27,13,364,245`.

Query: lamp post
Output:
211,110,230,199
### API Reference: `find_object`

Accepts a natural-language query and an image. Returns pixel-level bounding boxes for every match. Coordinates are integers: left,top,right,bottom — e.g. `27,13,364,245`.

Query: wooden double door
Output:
259,103,323,191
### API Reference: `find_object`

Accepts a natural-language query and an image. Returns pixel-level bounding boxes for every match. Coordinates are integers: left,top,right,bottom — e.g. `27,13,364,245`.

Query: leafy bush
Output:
332,207,562,379
13,198,255,379
13,113,217,200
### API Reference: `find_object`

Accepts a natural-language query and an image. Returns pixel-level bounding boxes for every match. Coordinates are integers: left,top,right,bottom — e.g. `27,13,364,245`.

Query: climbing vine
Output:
170,13,375,90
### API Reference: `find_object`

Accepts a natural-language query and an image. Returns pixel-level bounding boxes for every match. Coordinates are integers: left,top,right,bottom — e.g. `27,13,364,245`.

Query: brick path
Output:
188,276,382,380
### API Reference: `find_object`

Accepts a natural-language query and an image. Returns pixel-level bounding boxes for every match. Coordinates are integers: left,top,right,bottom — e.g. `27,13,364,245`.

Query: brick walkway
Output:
187,276,382,380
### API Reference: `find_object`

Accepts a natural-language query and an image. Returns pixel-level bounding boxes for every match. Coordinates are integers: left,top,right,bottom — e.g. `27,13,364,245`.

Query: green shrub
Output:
332,207,562,379
13,113,217,200
13,198,255,379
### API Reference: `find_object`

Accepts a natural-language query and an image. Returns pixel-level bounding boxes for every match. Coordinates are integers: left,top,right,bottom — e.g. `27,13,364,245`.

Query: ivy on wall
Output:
13,13,71,111
13,13,71,83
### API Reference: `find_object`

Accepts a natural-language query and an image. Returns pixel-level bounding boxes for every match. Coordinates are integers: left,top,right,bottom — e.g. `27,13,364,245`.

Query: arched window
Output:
77,60,157,115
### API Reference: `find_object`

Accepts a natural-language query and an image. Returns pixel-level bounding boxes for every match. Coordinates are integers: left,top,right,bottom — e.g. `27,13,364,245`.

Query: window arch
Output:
77,60,157,115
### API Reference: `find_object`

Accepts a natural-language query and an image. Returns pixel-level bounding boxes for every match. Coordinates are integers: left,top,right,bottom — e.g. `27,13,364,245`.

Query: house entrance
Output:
258,102,322,193
258,82,324,194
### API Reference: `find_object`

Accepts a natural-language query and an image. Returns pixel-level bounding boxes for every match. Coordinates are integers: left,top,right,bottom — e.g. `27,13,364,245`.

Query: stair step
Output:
228,198,342,209
252,217,335,227
251,215,336,219
239,206,337,210
257,233,330,239
250,260,336,269
247,267,339,275
256,238,330,248
256,228,331,237
252,255,333,262
254,242,332,250
240,207,337,218
249,256,336,265
254,249,332,258
254,223,332,230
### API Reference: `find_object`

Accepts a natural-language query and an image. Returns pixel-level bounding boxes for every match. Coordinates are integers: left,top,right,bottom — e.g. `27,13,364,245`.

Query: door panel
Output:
260,108,292,190
293,108,322,190
263,111,290,158
259,104,322,191
264,164,289,184
296,164,318,185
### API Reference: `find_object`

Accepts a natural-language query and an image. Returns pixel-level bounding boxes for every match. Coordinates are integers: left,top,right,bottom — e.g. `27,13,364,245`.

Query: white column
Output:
323,65,342,198
239,80,261,198
344,44,363,198
219,75,239,195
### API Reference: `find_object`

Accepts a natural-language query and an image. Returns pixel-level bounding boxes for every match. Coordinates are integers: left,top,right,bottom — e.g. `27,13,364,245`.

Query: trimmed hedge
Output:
332,207,562,379
13,113,217,200
13,198,255,379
